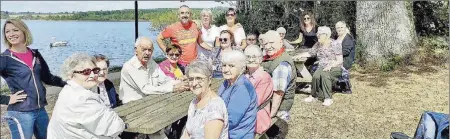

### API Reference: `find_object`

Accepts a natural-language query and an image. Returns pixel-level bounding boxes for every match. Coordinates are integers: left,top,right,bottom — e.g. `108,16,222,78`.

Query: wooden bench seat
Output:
255,117,281,139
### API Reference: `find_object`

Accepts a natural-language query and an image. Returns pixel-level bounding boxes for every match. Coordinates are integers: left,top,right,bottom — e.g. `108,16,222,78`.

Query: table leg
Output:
295,62,312,83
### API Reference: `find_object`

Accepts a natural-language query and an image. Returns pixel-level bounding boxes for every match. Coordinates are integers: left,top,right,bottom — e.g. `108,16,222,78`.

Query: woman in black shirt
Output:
291,12,319,73
291,11,318,49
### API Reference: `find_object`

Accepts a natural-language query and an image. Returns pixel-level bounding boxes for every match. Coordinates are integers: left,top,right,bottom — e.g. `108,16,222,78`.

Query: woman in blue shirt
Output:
217,50,257,138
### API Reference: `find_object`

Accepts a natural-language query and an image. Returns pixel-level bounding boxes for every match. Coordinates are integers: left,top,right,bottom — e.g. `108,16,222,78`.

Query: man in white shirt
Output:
118,37,189,139
119,37,188,104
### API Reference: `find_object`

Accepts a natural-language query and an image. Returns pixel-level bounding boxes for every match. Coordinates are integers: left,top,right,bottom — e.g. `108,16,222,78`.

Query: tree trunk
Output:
356,1,418,67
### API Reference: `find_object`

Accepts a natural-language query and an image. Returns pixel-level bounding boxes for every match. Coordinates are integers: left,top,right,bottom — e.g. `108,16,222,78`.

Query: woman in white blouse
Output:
181,60,228,139
47,53,125,139
216,8,246,50
198,8,221,61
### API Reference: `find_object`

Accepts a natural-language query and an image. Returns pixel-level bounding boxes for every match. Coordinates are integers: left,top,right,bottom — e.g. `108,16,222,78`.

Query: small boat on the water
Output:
50,37,68,47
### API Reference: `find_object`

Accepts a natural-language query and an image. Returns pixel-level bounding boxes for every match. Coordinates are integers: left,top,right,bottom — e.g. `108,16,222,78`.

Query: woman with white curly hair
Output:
47,53,125,139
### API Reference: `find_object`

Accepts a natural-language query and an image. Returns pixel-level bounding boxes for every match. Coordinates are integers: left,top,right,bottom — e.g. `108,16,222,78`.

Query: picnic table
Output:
291,48,313,83
113,78,224,134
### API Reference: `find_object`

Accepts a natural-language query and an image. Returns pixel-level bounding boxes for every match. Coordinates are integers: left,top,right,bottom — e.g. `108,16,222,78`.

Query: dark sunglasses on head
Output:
219,38,228,42
73,67,101,76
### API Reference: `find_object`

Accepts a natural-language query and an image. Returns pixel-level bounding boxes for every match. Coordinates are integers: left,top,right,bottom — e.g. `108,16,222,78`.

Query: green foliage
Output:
0,12,9,19
413,1,449,36
148,9,203,32
414,36,449,65
233,1,356,40
381,54,403,72
154,55,167,64
0,86,10,95
109,66,123,73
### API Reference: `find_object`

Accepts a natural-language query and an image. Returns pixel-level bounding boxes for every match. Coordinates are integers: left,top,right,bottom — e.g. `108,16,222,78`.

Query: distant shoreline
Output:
1,18,151,22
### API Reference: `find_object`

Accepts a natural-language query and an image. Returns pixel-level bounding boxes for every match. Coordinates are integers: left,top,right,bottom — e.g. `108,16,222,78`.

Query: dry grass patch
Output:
287,65,448,139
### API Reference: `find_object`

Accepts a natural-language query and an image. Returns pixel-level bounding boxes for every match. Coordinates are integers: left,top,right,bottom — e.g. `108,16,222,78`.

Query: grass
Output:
286,64,448,138
0,64,448,138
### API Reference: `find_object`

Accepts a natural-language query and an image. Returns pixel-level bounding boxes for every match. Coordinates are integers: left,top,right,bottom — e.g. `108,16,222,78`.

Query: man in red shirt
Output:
157,5,213,66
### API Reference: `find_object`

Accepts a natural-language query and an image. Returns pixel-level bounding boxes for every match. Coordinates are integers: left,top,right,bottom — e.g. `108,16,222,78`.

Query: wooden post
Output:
134,1,138,40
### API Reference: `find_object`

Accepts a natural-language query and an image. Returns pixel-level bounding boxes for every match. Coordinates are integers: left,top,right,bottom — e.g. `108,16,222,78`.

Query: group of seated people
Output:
0,5,356,139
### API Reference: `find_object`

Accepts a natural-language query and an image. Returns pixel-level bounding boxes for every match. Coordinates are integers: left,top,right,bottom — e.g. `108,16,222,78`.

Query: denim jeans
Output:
414,111,449,139
7,107,49,139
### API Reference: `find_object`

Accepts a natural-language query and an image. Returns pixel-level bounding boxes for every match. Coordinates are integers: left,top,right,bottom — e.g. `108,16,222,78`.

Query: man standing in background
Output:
156,5,213,66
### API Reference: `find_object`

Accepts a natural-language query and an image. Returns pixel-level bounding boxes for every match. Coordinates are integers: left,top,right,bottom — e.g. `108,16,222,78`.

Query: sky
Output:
1,1,235,13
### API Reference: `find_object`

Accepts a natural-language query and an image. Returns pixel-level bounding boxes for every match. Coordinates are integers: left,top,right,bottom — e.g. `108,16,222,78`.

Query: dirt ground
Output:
1,65,448,139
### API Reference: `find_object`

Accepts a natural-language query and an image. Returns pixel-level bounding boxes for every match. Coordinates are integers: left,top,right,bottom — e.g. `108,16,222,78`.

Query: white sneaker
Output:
304,95,316,102
322,99,333,106
300,85,311,93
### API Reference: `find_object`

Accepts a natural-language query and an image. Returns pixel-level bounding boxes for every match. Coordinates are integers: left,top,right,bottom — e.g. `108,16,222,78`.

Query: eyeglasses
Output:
246,55,260,59
304,17,310,20
168,53,180,57
226,13,235,17
188,77,207,82
219,38,228,42
73,67,101,76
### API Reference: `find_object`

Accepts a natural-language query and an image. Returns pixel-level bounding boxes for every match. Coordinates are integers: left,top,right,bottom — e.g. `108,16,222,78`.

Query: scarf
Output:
263,47,285,61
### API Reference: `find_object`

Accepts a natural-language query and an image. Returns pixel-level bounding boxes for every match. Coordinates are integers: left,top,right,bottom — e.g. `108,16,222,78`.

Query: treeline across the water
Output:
0,8,227,21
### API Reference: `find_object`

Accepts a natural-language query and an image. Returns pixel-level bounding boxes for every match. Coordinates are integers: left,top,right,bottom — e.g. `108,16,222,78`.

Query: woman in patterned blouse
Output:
181,60,229,139
293,26,343,106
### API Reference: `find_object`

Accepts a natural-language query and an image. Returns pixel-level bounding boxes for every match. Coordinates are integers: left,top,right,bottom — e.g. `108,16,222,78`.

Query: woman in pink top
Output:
243,45,274,134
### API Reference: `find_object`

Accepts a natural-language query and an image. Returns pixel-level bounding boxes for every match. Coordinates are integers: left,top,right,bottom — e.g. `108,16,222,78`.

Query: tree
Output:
356,1,418,68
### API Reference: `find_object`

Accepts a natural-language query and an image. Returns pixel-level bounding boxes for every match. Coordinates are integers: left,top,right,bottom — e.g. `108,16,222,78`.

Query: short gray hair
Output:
276,27,286,34
200,8,214,22
60,53,96,81
317,26,332,38
186,60,213,78
244,45,263,57
221,50,247,72
135,36,153,48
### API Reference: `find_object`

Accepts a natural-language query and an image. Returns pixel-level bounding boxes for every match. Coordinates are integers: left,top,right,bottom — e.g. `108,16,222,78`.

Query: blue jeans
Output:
414,111,449,139
7,108,49,139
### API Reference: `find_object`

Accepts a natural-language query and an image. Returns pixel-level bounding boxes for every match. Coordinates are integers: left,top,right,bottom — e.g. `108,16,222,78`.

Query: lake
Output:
0,19,165,74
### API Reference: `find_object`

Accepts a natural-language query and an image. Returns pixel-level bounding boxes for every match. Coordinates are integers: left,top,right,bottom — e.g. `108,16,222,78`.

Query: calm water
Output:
0,19,164,74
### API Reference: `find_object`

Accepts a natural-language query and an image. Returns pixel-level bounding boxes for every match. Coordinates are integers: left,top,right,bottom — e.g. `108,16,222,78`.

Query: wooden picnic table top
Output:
113,78,224,134
290,48,310,63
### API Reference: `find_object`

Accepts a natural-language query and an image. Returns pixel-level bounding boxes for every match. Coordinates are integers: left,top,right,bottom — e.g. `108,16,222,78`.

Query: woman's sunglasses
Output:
73,67,101,76
226,13,235,17
168,53,180,57
219,38,228,42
